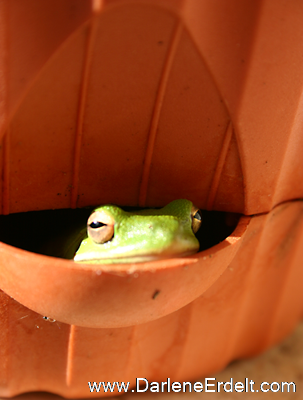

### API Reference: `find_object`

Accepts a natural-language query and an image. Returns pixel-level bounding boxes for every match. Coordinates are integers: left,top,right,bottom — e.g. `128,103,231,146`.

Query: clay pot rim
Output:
0,213,250,274
0,215,251,327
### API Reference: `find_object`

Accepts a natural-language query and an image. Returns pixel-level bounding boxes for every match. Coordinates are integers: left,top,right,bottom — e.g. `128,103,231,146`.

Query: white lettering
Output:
150,382,160,393
271,382,280,392
88,378,297,394
224,378,233,392
101,382,116,393
115,381,130,392
234,382,244,392
281,382,296,392
171,382,181,392
193,381,203,392
136,378,148,392
261,382,270,392
161,378,170,392
205,378,216,392
183,382,192,392
88,382,101,392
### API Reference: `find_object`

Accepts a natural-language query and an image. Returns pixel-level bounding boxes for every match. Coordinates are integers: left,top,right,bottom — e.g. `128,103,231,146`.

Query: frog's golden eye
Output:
87,210,115,244
191,205,202,234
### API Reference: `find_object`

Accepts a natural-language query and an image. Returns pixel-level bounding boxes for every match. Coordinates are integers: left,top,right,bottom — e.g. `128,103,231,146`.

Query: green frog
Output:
73,199,201,264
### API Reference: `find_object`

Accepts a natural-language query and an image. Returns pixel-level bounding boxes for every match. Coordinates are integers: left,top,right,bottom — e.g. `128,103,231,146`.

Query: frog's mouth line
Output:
73,249,198,264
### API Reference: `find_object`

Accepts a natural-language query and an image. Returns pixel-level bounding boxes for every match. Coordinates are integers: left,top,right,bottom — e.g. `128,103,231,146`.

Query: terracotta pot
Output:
0,0,303,398
1,0,303,215
1,201,303,398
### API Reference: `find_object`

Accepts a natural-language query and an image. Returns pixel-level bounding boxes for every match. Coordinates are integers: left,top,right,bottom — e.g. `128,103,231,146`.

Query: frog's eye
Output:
191,205,202,234
87,210,115,244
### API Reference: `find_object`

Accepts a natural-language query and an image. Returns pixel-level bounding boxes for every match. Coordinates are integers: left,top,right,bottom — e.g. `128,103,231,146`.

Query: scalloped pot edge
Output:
0,216,250,328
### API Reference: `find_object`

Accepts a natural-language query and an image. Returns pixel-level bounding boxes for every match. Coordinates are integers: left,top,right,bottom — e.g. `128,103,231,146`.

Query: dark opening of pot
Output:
0,207,240,259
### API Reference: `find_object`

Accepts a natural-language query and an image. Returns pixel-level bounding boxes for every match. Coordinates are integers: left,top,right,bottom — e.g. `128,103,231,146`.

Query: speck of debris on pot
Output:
152,290,160,300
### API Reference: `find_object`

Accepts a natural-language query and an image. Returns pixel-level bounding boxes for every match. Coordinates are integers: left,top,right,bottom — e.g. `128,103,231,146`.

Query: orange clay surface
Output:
0,201,303,398
0,214,249,329
0,0,303,215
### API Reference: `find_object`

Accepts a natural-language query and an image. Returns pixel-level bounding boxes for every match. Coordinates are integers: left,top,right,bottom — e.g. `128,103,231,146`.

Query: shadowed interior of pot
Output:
0,207,240,259
2,1,303,220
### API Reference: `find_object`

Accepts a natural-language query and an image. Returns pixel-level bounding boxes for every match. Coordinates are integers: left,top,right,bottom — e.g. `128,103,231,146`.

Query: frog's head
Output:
74,199,202,264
